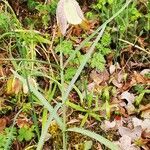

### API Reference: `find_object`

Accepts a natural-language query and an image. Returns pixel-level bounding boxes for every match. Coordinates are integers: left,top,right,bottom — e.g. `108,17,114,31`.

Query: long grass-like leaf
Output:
37,103,62,150
63,0,133,104
64,0,133,68
11,70,63,128
67,127,119,150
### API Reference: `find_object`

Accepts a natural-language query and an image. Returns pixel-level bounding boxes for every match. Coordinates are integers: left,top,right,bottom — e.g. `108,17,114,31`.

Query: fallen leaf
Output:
140,69,150,76
118,126,142,141
132,117,150,132
90,69,109,85
0,118,7,132
132,117,143,128
112,79,123,88
16,118,31,128
126,104,136,115
141,119,150,131
109,64,116,74
141,109,150,119
118,135,140,150
139,104,150,112
133,71,147,84
120,91,135,104
101,120,116,131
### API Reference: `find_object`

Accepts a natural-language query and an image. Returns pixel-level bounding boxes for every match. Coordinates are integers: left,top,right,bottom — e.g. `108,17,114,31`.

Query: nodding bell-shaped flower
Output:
56,0,85,35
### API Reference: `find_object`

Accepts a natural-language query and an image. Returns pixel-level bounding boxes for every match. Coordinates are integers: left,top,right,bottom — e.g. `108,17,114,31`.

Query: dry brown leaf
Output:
126,104,136,115
16,118,32,128
120,91,135,104
133,71,147,84
13,78,22,94
140,69,150,76
141,109,150,119
109,64,116,74
132,117,150,133
0,118,7,132
101,120,116,131
118,126,142,141
16,113,32,128
90,69,109,85
139,104,150,112
118,135,140,150
112,79,123,88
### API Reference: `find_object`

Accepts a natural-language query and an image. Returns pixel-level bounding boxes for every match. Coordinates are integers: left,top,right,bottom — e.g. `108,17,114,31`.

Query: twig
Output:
119,38,150,55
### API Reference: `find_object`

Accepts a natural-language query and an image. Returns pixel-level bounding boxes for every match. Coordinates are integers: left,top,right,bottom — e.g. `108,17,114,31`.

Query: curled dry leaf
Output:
132,117,150,132
112,79,123,88
56,0,85,35
0,118,7,132
111,72,124,88
90,69,109,85
109,64,116,74
141,109,150,119
118,135,140,150
101,117,123,131
120,91,135,105
132,117,143,128
101,120,116,131
118,126,142,141
140,69,150,76
133,71,148,84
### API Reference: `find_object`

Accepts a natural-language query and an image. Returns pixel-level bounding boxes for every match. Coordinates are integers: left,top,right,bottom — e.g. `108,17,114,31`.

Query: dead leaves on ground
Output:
84,62,150,149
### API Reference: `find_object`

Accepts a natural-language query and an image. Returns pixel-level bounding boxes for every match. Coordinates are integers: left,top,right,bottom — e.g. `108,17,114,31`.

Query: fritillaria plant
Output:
56,0,85,35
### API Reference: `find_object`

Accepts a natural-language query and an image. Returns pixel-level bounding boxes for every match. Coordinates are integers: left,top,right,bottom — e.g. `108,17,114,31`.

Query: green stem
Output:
60,38,67,150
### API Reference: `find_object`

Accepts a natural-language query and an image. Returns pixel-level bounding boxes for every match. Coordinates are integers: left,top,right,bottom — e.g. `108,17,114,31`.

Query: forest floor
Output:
0,0,150,150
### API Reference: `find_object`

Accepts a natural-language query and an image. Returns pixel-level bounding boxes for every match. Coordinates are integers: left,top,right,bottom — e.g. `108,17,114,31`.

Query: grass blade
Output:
37,103,62,150
67,127,119,150
11,70,63,128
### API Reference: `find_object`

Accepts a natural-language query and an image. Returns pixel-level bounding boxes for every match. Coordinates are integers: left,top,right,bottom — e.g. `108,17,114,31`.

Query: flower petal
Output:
56,0,68,35
64,0,84,24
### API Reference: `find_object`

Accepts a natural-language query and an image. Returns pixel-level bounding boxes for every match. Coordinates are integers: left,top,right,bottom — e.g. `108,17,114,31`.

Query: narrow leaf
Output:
67,127,119,150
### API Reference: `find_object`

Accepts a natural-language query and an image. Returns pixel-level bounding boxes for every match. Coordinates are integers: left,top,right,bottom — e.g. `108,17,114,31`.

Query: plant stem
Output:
60,39,67,150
